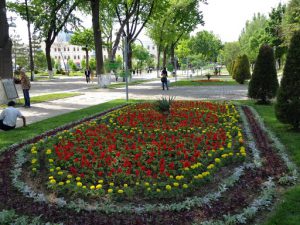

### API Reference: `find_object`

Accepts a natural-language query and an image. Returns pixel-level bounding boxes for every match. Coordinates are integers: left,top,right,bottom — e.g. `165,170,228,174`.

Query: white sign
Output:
1,79,18,99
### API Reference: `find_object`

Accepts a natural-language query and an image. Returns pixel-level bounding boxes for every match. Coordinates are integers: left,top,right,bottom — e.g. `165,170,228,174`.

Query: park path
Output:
12,73,248,127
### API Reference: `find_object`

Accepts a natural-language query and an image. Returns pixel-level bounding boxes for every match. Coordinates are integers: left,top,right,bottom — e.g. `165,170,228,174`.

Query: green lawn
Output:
240,100,300,225
0,93,82,109
106,79,157,89
171,79,242,87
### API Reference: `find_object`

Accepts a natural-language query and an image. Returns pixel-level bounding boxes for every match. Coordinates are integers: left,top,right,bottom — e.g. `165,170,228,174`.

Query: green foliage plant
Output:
248,44,279,104
156,96,175,113
233,54,251,84
275,30,300,130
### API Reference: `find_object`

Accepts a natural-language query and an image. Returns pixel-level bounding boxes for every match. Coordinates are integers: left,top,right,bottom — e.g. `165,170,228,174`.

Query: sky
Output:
197,0,289,42
7,0,290,44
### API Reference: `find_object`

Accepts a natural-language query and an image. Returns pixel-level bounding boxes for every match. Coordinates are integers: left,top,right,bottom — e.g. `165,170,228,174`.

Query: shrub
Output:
275,30,300,129
233,54,251,84
227,60,235,77
156,96,175,113
248,44,279,104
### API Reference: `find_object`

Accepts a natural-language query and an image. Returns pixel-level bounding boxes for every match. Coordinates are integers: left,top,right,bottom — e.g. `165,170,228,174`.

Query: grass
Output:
106,79,157,89
172,79,241,87
237,100,300,225
0,100,128,151
0,93,82,109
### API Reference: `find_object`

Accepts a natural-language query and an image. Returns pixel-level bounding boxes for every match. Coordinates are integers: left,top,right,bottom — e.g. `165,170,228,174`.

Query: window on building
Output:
54,48,57,52
64,56,66,59
68,56,70,59
54,56,57,59
64,47,66,51
78,55,80,59
74,56,76,59
67,48,69,51
58,48,61,52
58,56,61,59
152,46,155,50
147,45,150,50
77,47,79,51
73,47,75,51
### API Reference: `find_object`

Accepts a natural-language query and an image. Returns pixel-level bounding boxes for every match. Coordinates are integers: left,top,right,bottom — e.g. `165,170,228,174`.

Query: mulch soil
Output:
0,106,288,225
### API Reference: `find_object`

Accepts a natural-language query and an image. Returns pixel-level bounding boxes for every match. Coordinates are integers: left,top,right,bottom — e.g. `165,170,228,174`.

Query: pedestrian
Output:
161,67,169,90
0,101,26,131
84,68,91,83
20,69,31,108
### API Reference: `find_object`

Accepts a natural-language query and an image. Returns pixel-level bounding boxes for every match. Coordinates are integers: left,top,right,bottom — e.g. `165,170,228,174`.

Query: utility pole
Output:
25,0,34,81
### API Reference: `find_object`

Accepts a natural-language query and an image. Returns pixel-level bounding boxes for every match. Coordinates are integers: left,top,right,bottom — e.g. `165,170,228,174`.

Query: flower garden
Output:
0,101,297,225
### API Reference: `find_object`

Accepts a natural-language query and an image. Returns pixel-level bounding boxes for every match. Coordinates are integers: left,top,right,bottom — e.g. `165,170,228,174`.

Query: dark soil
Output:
0,106,289,225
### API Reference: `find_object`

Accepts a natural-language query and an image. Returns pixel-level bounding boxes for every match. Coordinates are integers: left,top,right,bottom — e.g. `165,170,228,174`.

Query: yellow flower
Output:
67,174,73,179
90,185,95,190
144,182,150,186
66,180,71,184
147,187,151,191
173,182,179,187
96,184,102,189
31,158,37,164
183,184,188,189
77,182,83,187
48,159,54,163
136,182,140,186
48,176,54,180
56,167,61,171
109,182,114,186
50,179,56,184
32,168,37,172
215,158,221,163
46,149,52,154
57,171,63,175
156,188,161,192
58,182,64,186
98,179,104,184
207,164,215,170
124,184,128,188
76,177,81,181
108,189,113,193
49,168,54,172
166,185,172,191
118,189,124,194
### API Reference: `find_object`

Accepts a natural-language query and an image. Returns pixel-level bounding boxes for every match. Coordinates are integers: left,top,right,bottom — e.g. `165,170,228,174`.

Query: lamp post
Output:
25,0,34,81
124,35,129,102
8,17,16,72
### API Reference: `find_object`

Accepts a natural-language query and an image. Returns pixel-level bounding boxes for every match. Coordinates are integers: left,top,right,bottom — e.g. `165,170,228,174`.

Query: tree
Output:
232,54,250,84
70,28,94,70
222,42,241,74
282,0,300,46
275,30,300,129
189,30,222,62
0,0,13,80
265,3,286,69
8,0,80,78
248,44,279,104
132,44,150,71
239,13,269,66
34,50,48,72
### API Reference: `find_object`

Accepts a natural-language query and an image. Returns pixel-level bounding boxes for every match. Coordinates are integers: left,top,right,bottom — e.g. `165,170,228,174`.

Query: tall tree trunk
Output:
0,0,13,79
91,0,104,76
128,43,132,74
156,45,161,78
163,46,168,67
170,44,175,73
45,41,53,78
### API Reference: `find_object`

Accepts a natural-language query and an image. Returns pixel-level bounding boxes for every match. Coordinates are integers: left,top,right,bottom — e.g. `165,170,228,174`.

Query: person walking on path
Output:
161,67,169,90
84,68,91,83
0,101,26,131
20,69,31,108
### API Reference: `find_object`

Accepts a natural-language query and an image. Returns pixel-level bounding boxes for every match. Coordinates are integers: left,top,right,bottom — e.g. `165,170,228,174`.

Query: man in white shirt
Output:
0,101,26,131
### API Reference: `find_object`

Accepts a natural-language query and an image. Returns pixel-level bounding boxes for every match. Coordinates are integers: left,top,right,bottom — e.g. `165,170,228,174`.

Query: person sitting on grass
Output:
0,101,26,131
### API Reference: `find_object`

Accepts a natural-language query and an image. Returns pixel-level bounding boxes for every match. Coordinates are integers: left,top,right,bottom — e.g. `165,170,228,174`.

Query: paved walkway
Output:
8,73,248,128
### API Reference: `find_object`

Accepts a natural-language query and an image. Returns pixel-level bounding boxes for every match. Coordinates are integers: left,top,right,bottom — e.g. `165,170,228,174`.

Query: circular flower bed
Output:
0,101,296,225
27,101,246,201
